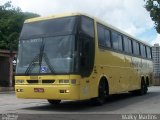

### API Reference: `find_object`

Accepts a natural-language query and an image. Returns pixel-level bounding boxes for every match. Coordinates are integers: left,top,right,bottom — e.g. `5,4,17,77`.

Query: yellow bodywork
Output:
15,13,153,100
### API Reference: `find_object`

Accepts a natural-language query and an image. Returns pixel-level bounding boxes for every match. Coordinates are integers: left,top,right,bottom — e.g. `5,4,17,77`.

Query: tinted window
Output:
118,35,123,51
133,40,140,55
105,29,111,47
123,36,132,54
20,16,77,39
137,42,140,55
111,31,118,50
81,16,94,37
123,36,129,52
140,44,146,58
146,46,152,59
111,31,122,50
133,40,137,55
128,39,132,53
97,24,105,47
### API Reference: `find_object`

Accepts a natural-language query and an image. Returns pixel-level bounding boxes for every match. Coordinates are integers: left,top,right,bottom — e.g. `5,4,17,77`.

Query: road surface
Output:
0,86,160,120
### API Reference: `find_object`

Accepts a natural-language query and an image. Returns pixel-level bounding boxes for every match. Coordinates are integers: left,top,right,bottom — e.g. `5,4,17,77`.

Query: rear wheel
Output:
47,100,61,105
140,80,148,95
131,80,148,95
91,79,108,105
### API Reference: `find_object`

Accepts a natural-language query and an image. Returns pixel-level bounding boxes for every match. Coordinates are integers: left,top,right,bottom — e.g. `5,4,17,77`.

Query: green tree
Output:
0,1,39,51
145,0,160,33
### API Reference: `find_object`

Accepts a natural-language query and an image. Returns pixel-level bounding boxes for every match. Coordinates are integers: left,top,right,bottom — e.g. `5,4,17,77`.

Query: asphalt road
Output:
0,86,160,120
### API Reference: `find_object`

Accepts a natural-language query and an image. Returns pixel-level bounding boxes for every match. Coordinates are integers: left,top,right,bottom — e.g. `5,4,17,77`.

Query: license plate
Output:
34,88,44,93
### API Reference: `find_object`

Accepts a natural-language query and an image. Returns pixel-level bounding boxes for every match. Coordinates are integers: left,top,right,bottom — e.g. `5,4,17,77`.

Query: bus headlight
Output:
16,89,24,92
59,89,70,93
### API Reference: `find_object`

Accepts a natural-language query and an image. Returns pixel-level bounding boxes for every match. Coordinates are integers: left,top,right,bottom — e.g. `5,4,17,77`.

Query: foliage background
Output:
0,1,39,51
145,0,160,34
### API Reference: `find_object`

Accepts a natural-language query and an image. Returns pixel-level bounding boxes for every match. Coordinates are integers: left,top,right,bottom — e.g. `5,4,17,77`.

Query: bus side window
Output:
133,40,137,55
118,35,123,51
128,39,132,54
81,16,94,37
136,42,140,56
140,44,146,58
111,31,119,50
104,28,111,48
97,24,111,48
123,36,129,53
146,46,152,59
97,24,105,47
123,36,132,54
137,42,141,56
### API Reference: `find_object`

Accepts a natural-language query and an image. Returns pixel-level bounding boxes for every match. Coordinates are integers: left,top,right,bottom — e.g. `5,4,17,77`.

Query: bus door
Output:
79,36,92,98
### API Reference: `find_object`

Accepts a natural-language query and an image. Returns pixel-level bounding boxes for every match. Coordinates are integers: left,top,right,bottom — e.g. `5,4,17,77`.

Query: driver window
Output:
80,37,90,70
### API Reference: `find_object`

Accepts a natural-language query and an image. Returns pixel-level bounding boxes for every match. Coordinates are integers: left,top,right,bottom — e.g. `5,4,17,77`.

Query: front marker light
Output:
16,89,24,92
65,90,70,93
59,89,70,93
71,79,76,84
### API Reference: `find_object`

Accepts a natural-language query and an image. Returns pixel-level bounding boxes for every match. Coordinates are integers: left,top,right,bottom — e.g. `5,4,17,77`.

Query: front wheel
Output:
47,100,61,105
91,80,108,105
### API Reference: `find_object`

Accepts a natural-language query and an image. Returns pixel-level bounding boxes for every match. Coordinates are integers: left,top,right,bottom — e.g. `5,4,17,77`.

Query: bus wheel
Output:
47,100,61,105
132,80,148,95
141,80,148,95
91,79,108,105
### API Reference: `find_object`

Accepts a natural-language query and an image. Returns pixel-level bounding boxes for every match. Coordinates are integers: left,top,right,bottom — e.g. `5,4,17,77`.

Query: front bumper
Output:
15,84,80,100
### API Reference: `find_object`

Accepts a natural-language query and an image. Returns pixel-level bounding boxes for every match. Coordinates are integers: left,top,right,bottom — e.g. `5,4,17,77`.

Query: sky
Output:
1,0,159,45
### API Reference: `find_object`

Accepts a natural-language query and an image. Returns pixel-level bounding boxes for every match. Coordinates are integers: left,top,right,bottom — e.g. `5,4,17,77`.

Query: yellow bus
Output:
15,13,153,105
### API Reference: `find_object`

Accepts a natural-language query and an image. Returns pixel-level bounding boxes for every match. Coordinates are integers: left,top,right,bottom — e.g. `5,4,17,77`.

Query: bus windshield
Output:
16,16,78,75
20,16,77,39
16,35,75,74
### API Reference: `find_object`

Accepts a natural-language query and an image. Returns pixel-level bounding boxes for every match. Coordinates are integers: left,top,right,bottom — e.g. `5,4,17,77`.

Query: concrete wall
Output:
0,50,16,87
154,77,160,86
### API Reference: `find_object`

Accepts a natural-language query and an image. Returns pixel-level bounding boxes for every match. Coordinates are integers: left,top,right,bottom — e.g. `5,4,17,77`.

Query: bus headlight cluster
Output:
59,89,70,93
59,80,69,84
16,89,24,92
16,80,24,83
59,79,76,84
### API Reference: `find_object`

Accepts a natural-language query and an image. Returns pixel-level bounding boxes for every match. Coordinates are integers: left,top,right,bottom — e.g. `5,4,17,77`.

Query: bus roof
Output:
24,13,81,23
25,12,151,47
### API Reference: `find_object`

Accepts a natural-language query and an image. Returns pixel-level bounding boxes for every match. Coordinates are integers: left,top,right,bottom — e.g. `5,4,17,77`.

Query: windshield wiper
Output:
39,42,44,73
38,41,56,74
24,53,56,74
43,53,56,74
25,54,40,75
24,39,56,74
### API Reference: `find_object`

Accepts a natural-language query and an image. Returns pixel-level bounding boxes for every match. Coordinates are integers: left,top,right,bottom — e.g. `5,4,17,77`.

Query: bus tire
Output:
132,79,148,95
146,77,149,87
47,100,61,105
139,79,148,95
91,79,108,105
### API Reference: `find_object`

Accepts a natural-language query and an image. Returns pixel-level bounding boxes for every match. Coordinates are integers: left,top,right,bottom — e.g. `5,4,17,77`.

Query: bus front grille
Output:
42,80,55,84
26,80,55,84
27,80,38,84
